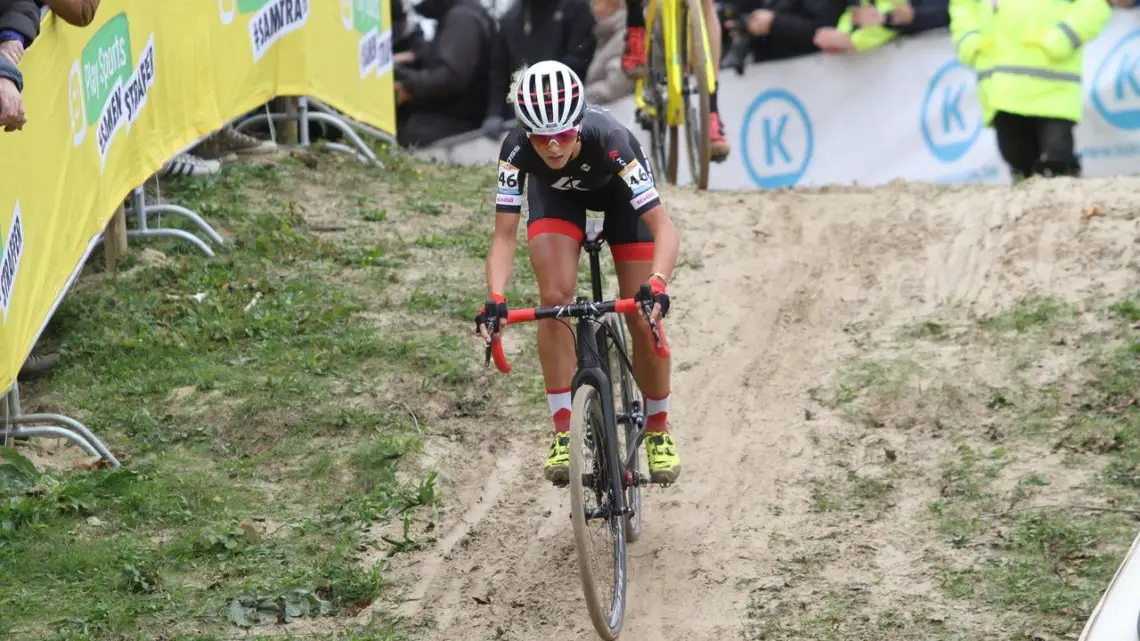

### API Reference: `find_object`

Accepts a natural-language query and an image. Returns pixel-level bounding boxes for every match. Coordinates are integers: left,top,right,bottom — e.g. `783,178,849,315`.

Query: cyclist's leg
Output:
600,194,681,484
526,180,587,483
700,0,730,160
622,0,649,79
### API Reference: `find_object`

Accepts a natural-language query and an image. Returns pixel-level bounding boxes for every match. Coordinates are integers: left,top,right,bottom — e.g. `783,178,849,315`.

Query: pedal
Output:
634,108,654,133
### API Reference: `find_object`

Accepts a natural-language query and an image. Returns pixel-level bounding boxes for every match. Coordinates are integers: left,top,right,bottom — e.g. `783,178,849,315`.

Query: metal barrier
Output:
235,98,391,165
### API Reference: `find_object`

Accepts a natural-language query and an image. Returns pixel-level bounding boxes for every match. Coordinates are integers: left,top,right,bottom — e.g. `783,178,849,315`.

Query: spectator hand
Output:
481,116,504,140
0,40,23,66
814,28,854,53
745,10,774,36
1021,32,1060,59
887,4,914,25
851,5,883,27
0,78,26,132
1111,0,1136,7
394,81,411,105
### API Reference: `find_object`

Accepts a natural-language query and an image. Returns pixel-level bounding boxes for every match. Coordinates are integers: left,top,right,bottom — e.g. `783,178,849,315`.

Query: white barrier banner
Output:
420,12,1140,189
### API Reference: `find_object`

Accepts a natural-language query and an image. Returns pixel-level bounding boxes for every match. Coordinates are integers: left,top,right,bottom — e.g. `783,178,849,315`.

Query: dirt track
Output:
380,176,1140,640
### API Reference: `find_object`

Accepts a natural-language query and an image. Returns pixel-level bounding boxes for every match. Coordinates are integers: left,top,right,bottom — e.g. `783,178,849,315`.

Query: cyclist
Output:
620,0,730,162
476,60,682,486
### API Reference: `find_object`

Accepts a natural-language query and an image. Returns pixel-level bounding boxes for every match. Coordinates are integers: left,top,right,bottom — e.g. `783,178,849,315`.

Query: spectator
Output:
584,0,634,104
39,0,100,26
392,0,427,55
726,0,848,62
0,52,22,131
394,0,495,147
481,0,596,138
950,0,1109,181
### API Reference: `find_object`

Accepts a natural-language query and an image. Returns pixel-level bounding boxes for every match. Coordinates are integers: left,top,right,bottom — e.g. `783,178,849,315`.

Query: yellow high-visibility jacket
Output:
949,0,1111,124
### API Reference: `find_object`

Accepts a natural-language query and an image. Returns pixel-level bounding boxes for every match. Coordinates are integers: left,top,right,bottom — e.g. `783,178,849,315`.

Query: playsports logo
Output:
219,0,310,62
67,12,156,169
342,0,392,78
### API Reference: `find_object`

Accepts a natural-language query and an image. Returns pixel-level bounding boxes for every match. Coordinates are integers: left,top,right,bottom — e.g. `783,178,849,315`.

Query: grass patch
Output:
0,147,543,640
792,293,1140,640
979,296,1074,334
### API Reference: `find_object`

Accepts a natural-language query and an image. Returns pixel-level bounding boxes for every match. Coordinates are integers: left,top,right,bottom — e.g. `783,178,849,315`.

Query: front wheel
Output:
673,0,712,190
569,382,628,640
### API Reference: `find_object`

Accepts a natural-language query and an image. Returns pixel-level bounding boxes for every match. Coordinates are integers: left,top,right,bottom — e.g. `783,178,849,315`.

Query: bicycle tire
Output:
569,382,628,640
676,0,711,190
602,313,643,542
644,5,674,183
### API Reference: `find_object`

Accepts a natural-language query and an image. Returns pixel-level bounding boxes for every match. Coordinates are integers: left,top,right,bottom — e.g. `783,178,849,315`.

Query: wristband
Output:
648,272,668,287
649,278,666,295
490,292,506,304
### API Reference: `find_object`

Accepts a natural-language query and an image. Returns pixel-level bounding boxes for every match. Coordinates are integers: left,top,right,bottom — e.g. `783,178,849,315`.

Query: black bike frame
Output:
579,234,649,489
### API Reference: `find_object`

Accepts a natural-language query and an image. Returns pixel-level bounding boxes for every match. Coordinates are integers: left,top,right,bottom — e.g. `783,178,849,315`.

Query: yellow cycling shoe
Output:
544,431,570,484
646,431,681,484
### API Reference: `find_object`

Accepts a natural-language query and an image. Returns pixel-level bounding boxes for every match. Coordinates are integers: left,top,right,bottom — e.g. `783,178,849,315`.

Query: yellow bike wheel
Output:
669,0,711,190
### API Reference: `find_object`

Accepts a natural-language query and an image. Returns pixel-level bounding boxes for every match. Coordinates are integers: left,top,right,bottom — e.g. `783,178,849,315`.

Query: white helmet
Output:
512,60,586,135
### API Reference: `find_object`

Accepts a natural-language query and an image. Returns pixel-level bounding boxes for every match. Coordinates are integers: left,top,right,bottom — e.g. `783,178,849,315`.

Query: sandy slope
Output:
383,176,1140,641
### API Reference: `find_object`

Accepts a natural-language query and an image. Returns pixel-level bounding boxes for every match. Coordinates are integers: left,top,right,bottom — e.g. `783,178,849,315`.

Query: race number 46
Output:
497,161,520,192
619,159,651,195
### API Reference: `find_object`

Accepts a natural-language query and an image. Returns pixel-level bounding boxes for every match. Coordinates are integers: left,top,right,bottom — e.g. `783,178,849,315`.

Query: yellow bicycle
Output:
633,0,718,190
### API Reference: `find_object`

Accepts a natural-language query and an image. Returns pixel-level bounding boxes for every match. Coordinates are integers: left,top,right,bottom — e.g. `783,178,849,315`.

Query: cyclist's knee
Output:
539,287,575,308
623,310,654,341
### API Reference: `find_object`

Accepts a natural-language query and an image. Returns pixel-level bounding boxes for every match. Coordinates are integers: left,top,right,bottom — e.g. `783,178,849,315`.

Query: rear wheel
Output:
644,2,675,184
568,382,628,640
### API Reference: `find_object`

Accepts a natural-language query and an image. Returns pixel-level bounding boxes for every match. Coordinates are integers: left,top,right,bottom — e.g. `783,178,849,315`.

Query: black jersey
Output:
495,105,661,217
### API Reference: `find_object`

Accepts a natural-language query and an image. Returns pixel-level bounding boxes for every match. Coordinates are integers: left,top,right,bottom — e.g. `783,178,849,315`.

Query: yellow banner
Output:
0,0,395,394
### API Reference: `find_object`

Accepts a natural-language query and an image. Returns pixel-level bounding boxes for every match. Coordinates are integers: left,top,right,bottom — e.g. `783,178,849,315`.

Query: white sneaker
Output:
161,152,221,178
199,126,277,162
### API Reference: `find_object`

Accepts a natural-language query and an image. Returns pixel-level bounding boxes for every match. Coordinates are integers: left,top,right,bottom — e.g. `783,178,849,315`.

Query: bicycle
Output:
632,0,721,191
479,218,672,639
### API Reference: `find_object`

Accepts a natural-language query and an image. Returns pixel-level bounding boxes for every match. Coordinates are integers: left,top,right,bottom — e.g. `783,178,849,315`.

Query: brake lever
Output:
481,314,500,368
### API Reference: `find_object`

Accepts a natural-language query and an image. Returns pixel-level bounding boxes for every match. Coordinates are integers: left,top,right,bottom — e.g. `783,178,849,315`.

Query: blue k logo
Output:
921,60,981,163
741,89,813,189
1092,29,1140,130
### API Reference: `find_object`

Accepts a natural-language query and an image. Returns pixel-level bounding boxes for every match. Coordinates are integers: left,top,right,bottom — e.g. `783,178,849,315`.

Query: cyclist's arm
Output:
606,133,680,282
641,206,680,284
486,157,527,298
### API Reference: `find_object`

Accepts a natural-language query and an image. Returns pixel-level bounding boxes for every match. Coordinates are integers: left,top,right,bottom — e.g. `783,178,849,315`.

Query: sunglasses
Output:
527,127,579,148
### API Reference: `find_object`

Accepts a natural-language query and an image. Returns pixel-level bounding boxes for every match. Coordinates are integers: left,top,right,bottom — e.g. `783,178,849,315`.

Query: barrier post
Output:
280,98,299,144
103,205,129,273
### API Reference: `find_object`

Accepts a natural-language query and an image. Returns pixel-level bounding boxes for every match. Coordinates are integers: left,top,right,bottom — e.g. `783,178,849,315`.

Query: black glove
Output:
636,282,670,318
475,296,508,334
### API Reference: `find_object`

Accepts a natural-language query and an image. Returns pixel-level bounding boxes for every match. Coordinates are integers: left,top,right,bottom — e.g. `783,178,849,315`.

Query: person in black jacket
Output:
479,0,596,138
395,0,495,147
723,0,847,61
